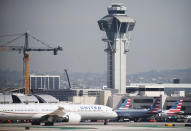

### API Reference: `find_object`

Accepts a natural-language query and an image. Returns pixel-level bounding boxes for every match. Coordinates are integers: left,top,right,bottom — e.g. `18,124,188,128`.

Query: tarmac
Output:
0,122,191,131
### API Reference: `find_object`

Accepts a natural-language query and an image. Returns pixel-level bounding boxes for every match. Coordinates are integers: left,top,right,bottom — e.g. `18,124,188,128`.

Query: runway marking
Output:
127,124,189,129
33,126,96,130
0,125,96,130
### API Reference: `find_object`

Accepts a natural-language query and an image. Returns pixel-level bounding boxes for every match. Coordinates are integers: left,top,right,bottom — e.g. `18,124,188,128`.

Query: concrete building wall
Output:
144,91,164,97
71,96,98,105
108,94,125,109
99,90,112,106
113,34,127,94
161,94,167,110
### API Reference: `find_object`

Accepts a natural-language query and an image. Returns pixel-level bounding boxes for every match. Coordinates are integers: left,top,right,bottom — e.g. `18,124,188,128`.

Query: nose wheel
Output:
104,120,108,125
31,120,40,125
45,122,54,126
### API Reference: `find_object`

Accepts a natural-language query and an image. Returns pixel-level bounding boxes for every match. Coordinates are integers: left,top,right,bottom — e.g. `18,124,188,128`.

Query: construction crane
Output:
64,69,72,89
0,32,63,95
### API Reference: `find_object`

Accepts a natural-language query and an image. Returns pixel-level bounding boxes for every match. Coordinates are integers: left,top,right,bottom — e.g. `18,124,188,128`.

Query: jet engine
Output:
158,113,162,117
64,113,81,124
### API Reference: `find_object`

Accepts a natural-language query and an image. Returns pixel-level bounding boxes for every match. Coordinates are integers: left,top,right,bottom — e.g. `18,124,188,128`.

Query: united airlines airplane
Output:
159,97,184,118
0,103,117,126
115,97,161,121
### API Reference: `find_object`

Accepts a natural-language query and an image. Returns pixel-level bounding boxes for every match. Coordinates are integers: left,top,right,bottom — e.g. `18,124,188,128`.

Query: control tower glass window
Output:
108,10,125,14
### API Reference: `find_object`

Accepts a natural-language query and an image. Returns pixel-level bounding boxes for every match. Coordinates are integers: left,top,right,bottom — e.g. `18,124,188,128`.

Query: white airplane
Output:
159,97,184,118
185,115,191,123
0,103,117,126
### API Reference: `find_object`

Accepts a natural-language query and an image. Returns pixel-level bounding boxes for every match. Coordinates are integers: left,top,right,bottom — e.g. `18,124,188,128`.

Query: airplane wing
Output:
39,106,67,122
48,106,66,117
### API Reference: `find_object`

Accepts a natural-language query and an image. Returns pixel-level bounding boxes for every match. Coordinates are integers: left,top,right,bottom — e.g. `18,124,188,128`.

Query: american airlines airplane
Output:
0,103,117,126
115,97,161,121
159,97,184,118
118,96,132,110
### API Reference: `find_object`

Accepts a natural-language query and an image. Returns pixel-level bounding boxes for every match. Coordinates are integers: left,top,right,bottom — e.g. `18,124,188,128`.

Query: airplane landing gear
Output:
31,120,40,125
45,122,54,126
104,120,108,125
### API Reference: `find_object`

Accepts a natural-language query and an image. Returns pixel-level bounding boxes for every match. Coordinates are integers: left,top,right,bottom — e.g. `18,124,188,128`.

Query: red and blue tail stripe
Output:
150,97,161,113
167,97,183,115
119,97,131,109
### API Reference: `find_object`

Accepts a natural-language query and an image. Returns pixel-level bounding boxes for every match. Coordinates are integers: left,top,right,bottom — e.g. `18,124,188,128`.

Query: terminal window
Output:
134,99,153,103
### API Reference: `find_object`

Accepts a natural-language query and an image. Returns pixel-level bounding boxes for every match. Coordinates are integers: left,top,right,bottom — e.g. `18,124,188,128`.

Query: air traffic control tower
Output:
98,3,136,94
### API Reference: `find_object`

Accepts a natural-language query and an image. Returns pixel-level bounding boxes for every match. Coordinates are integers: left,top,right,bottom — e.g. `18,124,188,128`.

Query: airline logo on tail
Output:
150,97,161,113
167,97,183,115
119,97,131,109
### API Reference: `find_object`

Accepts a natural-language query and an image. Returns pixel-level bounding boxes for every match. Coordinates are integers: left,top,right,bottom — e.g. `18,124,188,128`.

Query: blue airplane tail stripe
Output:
120,97,131,109
169,97,183,110
150,97,161,112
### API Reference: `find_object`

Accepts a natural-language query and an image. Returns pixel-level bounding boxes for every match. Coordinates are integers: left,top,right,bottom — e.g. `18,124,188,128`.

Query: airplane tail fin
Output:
168,97,183,114
119,96,131,109
150,97,161,113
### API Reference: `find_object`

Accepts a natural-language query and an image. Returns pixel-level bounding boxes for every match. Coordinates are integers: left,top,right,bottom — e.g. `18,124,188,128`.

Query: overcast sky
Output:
0,0,191,74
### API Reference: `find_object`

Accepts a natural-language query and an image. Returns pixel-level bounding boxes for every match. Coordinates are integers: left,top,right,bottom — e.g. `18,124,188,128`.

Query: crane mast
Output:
23,52,30,95
23,33,30,95
64,69,72,89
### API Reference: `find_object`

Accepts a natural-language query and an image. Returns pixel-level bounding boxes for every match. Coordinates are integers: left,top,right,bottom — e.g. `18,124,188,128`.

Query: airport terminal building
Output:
29,75,60,90
126,83,191,97
64,83,191,115
0,94,59,104
122,83,191,115
1,82,191,115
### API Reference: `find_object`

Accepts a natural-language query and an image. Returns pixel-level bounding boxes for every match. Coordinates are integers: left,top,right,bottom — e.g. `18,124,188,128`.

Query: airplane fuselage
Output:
115,109,153,119
159,110,183,118
0,103,117,121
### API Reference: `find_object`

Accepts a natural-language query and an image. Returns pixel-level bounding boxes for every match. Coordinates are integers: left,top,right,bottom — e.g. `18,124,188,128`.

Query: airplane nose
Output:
112,111,118,118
